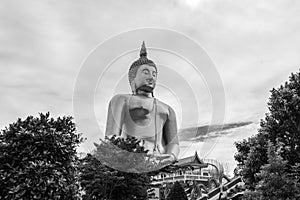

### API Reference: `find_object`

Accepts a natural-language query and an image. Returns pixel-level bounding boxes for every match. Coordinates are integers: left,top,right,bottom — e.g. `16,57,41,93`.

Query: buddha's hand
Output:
149,152,176,166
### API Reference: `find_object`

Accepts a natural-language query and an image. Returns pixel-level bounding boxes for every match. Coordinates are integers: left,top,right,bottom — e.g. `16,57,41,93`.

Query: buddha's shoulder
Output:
156,99,175,113
109,94,131,104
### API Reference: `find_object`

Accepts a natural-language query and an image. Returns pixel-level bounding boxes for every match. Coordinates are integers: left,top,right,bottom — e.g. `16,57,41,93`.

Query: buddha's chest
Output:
127,96,155,112
125,96,168,123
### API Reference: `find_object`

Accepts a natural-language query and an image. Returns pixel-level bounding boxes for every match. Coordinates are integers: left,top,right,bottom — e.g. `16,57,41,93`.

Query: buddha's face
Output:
133,64,157,93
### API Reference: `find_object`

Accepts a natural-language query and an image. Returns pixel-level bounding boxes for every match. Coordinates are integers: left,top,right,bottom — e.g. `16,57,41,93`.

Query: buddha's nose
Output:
147,77,154,83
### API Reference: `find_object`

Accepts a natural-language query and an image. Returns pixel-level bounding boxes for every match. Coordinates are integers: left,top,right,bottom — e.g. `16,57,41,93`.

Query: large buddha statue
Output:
105,42,179,164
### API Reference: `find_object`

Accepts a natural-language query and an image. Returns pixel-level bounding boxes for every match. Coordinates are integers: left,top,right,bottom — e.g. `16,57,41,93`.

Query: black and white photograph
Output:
1,1,300,199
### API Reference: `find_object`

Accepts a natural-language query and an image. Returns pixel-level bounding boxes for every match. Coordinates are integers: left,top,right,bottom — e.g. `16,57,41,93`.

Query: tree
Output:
0,112,84,200
79,136,153,200
235,70,300,189
79,154,125,200
254,142,300,200
262,72,300,165
234,134,268,189
166,181,188,200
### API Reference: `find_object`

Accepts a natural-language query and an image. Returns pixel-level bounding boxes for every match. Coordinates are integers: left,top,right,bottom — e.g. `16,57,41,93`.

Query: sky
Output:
1,0,300,174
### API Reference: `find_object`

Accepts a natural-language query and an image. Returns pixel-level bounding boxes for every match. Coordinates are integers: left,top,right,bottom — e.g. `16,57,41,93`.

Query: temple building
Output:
152,151,222,189
149,152,243,200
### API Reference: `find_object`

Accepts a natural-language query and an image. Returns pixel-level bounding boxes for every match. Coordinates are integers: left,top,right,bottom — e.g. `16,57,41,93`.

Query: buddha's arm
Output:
105,95,125,137
163,106,179,160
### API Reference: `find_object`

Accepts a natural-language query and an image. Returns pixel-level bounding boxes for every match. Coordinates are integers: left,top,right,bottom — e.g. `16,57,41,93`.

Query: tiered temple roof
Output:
175,151,208,168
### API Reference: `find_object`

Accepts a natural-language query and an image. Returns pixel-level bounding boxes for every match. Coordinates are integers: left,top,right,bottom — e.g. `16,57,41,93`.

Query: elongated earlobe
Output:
131,82,136,94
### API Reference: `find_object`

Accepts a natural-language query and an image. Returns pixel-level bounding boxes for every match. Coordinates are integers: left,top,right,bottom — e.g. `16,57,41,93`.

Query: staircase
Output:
198,177,242,200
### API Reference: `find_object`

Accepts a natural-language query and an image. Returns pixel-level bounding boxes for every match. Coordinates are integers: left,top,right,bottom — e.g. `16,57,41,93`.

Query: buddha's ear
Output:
130,81,136,94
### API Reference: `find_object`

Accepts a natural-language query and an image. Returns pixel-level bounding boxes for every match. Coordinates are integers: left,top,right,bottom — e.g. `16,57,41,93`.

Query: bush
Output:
79,136,152,200
167,181,188,200
0,113,83,200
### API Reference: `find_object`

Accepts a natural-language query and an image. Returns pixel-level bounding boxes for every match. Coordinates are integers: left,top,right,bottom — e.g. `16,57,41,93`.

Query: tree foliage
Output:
254,142,300,200
234,70,300,194
166,181,188,200
234,134,268,188
79,136,154,200
0,112,83,200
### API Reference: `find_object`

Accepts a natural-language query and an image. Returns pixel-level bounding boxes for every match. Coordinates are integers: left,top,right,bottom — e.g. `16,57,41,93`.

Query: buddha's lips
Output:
137,85,154,93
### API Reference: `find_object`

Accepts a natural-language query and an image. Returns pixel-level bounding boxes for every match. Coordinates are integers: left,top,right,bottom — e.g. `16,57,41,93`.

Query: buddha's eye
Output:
152,72,157,77
142,69,149,75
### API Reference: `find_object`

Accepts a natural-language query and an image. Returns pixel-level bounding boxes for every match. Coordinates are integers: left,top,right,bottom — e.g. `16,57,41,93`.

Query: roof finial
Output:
140,41,147,58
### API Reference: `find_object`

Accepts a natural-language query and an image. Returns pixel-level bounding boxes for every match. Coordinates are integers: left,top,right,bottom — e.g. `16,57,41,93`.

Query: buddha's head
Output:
128,42,157,95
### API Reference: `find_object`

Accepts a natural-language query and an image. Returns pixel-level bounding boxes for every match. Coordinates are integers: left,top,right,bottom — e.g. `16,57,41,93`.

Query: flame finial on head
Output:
140,41,147,58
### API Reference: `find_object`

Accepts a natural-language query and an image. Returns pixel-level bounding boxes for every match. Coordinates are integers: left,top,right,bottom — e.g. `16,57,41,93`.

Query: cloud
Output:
179,122,260,175
1,0,300,165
